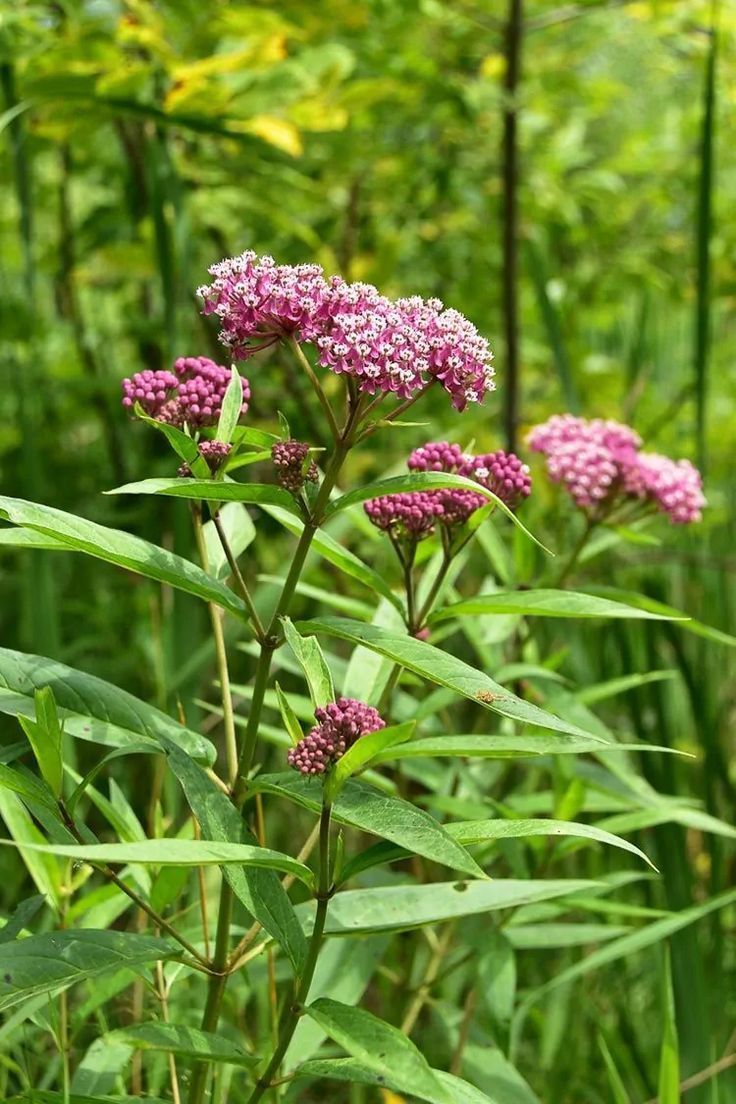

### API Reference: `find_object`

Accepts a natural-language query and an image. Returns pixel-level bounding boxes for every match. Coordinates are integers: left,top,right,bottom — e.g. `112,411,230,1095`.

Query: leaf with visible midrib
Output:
445,818,655,869
0,646,214,764
325,471,550,552
294,1058,501,1104
162,740,307,973
254,774,484,879
0,838,315,887
0,496,246,618
0,929,176,1012
297,617,599,740
305,998,452,1104
106,477,298,514
300,878,600,935
430,588,689,624
263,504,404,614
106,1022,260,1068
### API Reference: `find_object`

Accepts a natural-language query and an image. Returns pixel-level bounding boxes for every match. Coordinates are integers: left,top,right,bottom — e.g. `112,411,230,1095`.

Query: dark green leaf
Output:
305,998,452,1104
254,774,484,878
0,647,214,763
162,740,307,973
106,1022,259,1068
430,589,688,624
297,618,600,739
0,929,176,1012
0,497,246,618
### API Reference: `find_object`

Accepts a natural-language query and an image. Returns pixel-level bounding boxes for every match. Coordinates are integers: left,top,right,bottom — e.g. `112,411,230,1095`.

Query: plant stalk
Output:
245,802,333,1104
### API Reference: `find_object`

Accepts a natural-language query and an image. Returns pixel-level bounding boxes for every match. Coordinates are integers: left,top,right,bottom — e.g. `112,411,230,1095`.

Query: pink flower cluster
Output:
122,357,250,429
287,698,386,776
197,253,495,411
272,440,319,494
364,440,531,540
198,253,332,355
364,491,444,539
528,414,705,524
622,453,706,525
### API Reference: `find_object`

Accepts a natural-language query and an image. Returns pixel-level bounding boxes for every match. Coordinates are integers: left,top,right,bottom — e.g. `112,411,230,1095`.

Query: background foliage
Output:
1,1,734,1101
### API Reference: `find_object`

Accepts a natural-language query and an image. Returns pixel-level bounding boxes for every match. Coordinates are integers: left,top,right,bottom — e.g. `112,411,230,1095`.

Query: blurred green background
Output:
1,1,734,1100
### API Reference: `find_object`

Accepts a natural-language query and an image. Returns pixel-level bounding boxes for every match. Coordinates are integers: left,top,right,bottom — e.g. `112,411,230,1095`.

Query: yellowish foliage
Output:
233,115,304,158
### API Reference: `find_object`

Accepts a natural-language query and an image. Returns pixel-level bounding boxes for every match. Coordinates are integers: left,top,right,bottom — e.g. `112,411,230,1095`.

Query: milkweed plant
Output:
0,252,716,1104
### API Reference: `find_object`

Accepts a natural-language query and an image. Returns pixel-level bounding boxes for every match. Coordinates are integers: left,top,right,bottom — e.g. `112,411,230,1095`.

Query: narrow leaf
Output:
446,818,655,869
430,589,688,624
106,478,298,514
282,617,335,708
0,839,315,887
297,618,601,740
0,647,214,763
0,929,176,1012
215,363,244,445
0,497,246,618
255,774,484,879
106,1022,259,1068
305,998,452,1104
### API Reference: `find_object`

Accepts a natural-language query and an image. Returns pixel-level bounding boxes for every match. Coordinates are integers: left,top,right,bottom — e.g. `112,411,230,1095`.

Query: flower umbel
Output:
528,414,705,524
198,251,494,410
287,698,386,776
122,357,250,430
198,252,332,357
272,440,319,495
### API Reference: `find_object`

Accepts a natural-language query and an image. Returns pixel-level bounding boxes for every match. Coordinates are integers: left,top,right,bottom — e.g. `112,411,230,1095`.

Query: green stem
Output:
246,802,333,1104
288,335,341,444
186,883,234,1104
416,549,453,629
192,505,239,787
553,515,596,587
212,511,266,643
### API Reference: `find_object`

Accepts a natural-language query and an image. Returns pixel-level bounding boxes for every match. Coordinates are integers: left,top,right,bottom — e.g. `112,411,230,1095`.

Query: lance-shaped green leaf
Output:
0,647,214,764
162,739,307,973
368,734,686,764
275,682,304,746
0,763,59,812
282,618,335,708
297,618,600,740
106,477,299,514
0,497,246,618
106,1022,260,1068
0,839,315,888
0,929,176,1012
18,688,63,798
0,895,46,945
215,362,244,444
305,998,452,1104
295,1058,501,1104
301,878,598,935
429,589,689,624
445,818,655,869
325,471,551,552
327,721,415,796
583,585,736,647
263,504,403,614
255,774,484,878
133,406,210,478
